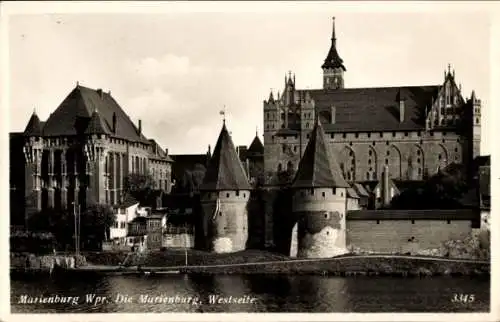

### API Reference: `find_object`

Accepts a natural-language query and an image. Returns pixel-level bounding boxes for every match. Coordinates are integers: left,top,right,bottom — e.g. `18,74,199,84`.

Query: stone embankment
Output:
348,230,490,261
11,253,87,271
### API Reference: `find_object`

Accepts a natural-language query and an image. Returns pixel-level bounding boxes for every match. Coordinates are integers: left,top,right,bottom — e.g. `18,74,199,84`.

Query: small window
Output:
447,220,451,224
379,132,383,138
343,133,347,139
386,141,389,146
243,193,246,198
369,150,373,156
372,141,376,146
367,133,371,138
322,191,325,198
355,133,359,138
405,132,409,137
219,212,222,217
411,220,415,224
236,190,240,196
455,147,458,153
324,213,329,219
310,188,314,195
385,159,389,165
331,133,334,139
376,220,380,224
226,193,230,198
332,187,336,194
350,142,353,146
392,132,396,137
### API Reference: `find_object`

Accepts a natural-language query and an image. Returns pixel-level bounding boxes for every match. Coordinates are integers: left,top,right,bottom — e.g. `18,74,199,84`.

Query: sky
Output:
5,5,493,155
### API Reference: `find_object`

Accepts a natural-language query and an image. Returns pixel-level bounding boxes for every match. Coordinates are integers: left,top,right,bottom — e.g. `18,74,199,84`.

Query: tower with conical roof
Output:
199,121,252,253
291,118,350,258
22,110,44,214
84,108,110,205
322,17,346,90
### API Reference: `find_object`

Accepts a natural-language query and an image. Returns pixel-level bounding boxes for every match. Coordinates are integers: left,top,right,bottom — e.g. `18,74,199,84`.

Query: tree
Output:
124,173,155,205
389,162,469,209
80,204,116,250
176,164,206,194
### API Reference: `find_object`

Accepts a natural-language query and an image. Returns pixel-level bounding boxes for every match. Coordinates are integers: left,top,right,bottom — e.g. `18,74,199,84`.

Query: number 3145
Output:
451,294,475,303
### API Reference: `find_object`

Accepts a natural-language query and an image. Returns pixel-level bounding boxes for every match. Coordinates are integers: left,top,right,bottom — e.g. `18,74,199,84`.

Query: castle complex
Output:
10,85,173,222
263,17,482,185
10,17,487,258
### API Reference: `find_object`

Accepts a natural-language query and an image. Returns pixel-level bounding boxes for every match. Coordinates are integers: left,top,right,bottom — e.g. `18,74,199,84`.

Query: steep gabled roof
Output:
292,118,349,189
247,134,264,154
148,139,174,162
200,122,251,191
299,85,441,133
23,112,43,136
84,110,109,135
42,85,149,143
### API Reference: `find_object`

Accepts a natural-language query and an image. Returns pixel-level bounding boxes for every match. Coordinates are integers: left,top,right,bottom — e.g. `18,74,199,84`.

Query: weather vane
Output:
219,105,226,124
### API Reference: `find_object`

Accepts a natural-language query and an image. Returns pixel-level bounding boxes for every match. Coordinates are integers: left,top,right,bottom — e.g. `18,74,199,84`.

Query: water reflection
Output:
10,274,490,313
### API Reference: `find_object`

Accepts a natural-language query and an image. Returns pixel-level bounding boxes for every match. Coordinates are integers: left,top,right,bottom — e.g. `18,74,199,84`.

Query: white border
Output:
1,1,498,322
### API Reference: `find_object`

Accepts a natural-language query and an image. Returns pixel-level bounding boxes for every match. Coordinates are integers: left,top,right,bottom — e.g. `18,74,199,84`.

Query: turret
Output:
322,17,346,90
198,122,252,253
84,108,110,204
291,117,350,258
23,109,44,214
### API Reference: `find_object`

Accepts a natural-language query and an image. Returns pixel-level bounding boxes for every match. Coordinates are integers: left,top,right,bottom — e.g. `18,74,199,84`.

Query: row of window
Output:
296,188,344,198
270,132,461,142
112,221,127,229
206,191,247,199
374,219,453,224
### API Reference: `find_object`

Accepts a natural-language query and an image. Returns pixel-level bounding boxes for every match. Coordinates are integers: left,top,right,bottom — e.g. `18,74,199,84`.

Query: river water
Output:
10,274,489,313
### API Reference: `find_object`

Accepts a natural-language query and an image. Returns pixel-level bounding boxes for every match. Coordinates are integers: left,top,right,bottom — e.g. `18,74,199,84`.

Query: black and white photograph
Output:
1,1,497,320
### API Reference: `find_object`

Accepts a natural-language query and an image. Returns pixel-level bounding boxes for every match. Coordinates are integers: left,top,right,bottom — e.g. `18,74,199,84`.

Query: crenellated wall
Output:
264,130,463,183
346,220,472,253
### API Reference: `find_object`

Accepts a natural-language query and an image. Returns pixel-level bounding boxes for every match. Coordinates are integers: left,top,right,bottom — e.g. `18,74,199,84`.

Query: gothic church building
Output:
263,17,482,185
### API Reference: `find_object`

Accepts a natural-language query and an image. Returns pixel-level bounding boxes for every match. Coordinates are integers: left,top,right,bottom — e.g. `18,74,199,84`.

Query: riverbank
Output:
11,250,490,277
70,253,489,277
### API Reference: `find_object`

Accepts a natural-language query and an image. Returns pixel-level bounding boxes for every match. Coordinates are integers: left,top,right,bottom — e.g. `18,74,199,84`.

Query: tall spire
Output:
331,16,337,44
322,16,345,71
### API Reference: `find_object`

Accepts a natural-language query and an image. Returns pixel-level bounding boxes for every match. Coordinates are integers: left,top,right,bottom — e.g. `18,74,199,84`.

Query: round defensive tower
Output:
291,118,350,258
199,121,252,253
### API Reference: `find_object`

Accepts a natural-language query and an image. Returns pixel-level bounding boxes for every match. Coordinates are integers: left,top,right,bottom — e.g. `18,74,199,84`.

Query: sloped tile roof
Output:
292,118,350,189
200,122,251,191
247,135,264,154
353,183,370,197
42,85,149,143
347,187,360,199
23,112,43,136
298,85,441,132
84,110,109,135
148,139,174,162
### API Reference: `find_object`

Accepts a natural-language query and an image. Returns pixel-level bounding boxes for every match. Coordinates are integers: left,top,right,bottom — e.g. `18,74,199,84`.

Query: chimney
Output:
112,113,117,133
246,159,250,178
382,165,391,206
97,88,103,98
138,119,142,134
399,92,405,123
208,144,211,156
331,105,336,124
165,148,168,156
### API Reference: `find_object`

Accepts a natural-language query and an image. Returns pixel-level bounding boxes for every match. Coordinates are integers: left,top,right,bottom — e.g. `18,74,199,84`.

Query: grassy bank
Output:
79,250,489,276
